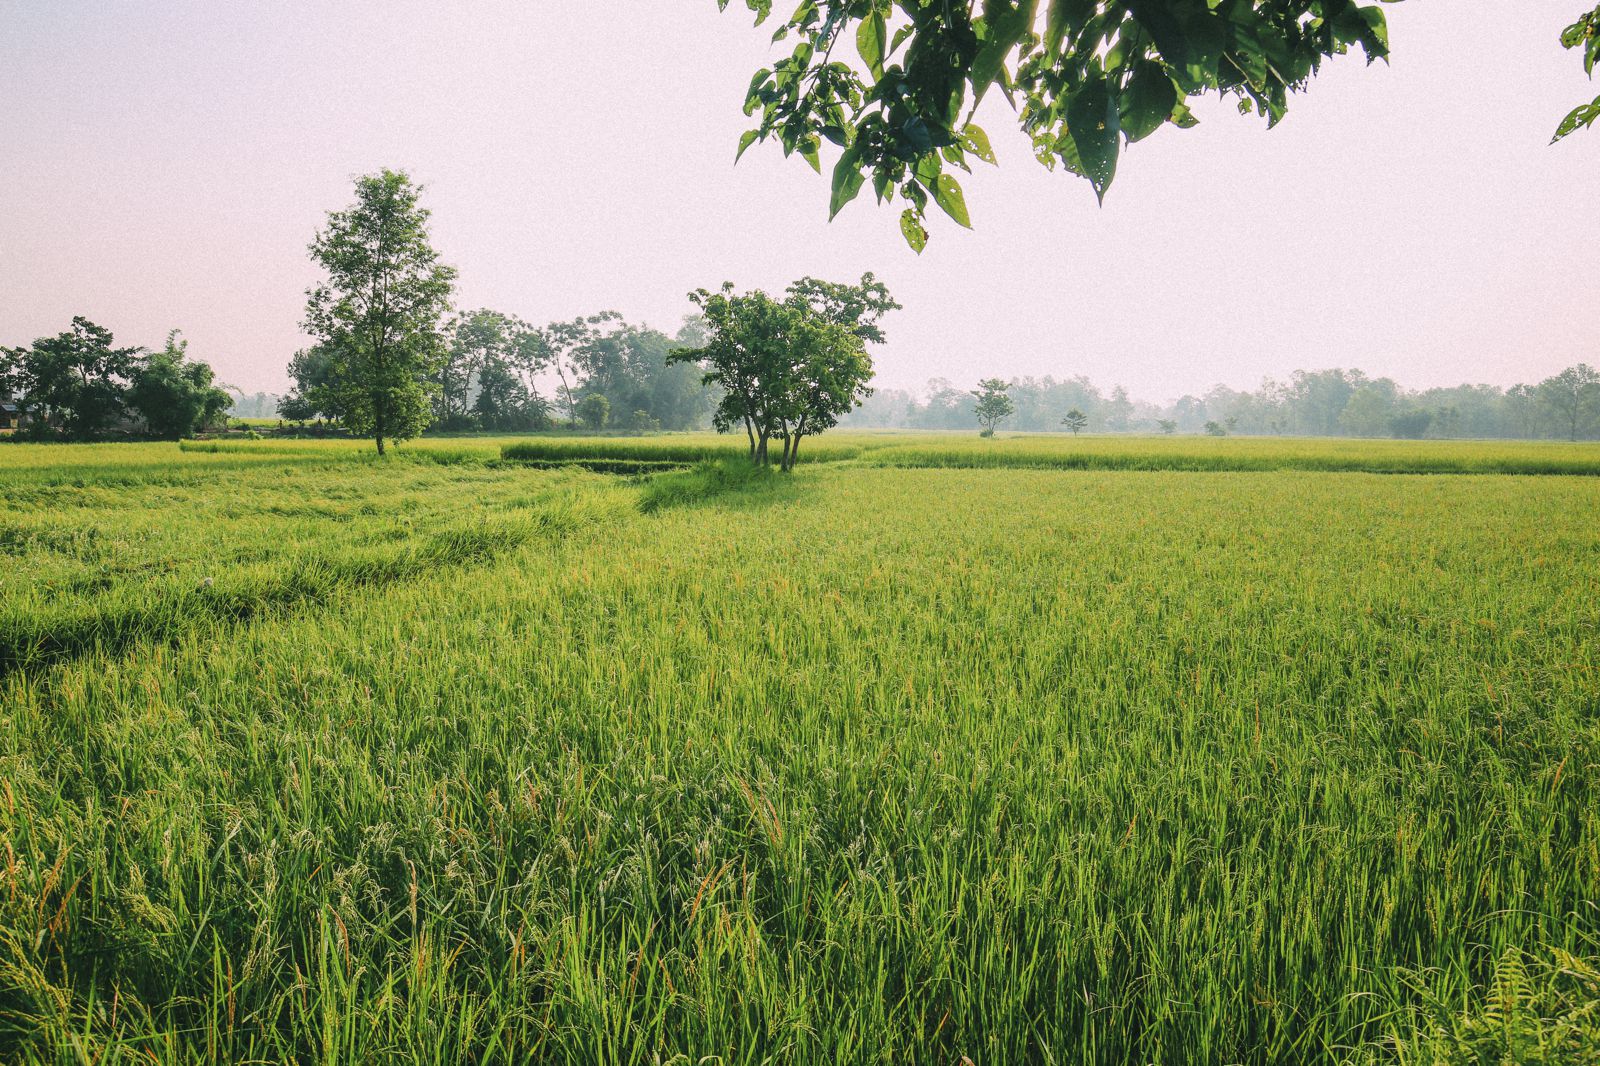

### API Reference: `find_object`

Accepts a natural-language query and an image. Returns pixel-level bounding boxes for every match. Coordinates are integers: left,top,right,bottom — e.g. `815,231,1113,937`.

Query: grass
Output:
854,433,1600,475
2,435,1598,1063
500,434,870,466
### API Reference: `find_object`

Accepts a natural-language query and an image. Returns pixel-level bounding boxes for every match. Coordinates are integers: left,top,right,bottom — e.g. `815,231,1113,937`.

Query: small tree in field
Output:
668,278,885,470
1157,419,1178,435
971,378,1013,436
303,169,456,455
1061,408,1088,435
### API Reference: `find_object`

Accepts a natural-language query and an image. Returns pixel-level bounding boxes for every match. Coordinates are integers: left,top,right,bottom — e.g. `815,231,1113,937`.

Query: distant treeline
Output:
846,365,1600,441
278,310,716,435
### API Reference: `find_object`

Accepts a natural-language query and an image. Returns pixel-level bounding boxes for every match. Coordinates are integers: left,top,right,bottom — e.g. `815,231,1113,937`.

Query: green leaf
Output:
900,209,928,253
1552,94,1600,144
829,148,866,220
800,139,821,173
735,129,760,163
1119,62,1179,142
856,11,886,78
1065,75,1120,202
931,174,972,228
1044,0,1093,52
1055,130,1085,177
1170,101,1199,129
961,123,998,165
971,0,1038,104
1356,5,1389,58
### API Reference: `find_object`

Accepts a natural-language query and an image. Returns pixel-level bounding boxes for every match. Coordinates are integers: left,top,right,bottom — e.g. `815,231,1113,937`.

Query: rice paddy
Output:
2,434,1598,1064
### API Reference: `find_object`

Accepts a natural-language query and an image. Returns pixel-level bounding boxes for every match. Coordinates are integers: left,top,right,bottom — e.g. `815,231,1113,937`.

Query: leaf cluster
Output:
724,0,1392,248
1554,4,1600,142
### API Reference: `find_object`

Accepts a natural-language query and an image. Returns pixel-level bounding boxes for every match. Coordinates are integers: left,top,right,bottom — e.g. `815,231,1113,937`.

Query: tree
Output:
435,309,547,429
1338,378,1400,437
576,393,611,431
1,317,141,439
303,169,456,455
724,0,1393,248
1505,383,1539,439
1157,418,1178,435
281,345,341,423
668,281,881,469
568,320,714,432
542,313,620,427
1203,420,1227,436
773,321,874,471
1388,409,1432,439
127,330,232,439
1061,408,1088,434
971,378,1014,436
1538,364,1600,441
1103,386,1134,432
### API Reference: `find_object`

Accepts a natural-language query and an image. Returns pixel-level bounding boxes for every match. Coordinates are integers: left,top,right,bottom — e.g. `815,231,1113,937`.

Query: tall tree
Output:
1538,364,1600,441
1,317,141,439
303,169,456,455
127,330,233,439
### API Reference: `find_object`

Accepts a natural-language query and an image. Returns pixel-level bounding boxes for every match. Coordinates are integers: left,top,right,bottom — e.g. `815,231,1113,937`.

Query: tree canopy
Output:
2,319,231,440
722,1,1598,247
669,277,888,470
303,169,456,454
1,318,141,439
127,330,232,439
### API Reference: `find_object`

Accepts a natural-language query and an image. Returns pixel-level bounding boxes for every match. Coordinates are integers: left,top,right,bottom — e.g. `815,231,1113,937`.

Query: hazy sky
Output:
2,1,1594,401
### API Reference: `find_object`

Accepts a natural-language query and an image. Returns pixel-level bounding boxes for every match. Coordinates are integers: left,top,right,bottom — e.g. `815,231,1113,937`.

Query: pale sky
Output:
1,1,1594,402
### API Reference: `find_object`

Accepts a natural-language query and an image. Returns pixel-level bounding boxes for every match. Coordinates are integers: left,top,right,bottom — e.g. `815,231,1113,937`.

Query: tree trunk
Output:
744,416,756,458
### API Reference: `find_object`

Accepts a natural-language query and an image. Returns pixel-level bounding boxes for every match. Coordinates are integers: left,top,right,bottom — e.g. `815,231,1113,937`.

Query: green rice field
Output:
2,433,1598,1063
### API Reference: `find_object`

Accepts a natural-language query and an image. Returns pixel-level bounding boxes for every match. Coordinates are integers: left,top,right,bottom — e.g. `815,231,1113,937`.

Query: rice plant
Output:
1,439,1597,1063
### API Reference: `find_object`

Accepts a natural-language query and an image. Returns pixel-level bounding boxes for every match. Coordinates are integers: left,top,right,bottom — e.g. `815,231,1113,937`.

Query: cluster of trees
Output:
283,169,896,456
280,170,727,450
0,319,232,440
670,274,897,469
286,307,719,436
849,365,1600,441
